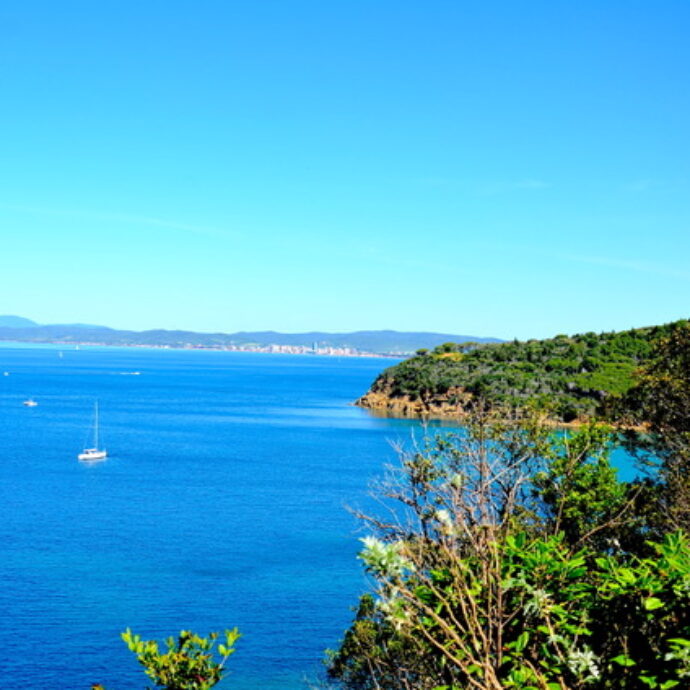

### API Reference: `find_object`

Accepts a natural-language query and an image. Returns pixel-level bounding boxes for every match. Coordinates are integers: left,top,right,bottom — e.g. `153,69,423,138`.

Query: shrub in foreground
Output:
328,409,690,689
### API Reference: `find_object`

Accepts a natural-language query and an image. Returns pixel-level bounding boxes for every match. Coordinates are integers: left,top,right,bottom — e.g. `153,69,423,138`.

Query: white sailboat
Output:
78,402,107,462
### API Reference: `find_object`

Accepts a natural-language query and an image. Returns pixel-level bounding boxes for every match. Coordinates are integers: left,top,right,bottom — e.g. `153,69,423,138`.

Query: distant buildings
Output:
223,343,363,356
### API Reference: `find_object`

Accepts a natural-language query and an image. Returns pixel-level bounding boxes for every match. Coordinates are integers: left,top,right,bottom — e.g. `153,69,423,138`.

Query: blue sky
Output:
2,1,689,340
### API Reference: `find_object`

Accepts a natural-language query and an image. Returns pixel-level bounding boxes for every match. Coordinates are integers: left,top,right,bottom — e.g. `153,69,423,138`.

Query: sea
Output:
0,344,637,689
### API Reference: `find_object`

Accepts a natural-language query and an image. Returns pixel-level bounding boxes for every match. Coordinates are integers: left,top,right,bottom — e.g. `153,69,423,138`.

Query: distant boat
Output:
23,398,38,407
78,402,107,462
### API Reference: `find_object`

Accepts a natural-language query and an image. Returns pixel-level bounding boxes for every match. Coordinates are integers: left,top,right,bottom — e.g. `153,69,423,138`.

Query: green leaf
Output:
514,631,529,653
611,654,636,667
644,597,665,611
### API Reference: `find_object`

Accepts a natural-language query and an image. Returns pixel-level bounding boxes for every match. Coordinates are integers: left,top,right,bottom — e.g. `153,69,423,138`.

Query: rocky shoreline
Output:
354,386,614,429
355,385,474,419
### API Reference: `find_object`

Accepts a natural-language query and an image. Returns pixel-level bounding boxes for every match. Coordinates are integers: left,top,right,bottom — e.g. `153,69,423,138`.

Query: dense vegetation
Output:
362,319,688,422
328,323,690,689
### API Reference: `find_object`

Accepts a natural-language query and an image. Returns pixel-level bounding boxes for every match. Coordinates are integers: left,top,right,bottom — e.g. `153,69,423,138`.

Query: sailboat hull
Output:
78,449,107,462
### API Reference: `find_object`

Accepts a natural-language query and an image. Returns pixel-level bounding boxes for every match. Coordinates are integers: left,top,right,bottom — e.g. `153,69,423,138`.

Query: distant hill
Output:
0,317,501,355
0,315,39,328
357,319,689,422
225,330,501,353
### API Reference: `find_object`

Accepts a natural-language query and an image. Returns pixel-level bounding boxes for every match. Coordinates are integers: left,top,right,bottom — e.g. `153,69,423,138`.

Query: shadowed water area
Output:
0,345,637,688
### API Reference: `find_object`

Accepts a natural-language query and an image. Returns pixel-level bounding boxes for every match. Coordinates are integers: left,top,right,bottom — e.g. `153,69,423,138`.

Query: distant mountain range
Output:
0,315,501,355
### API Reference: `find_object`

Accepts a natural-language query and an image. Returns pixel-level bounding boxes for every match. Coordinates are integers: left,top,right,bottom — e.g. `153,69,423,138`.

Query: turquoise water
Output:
0,346,636,689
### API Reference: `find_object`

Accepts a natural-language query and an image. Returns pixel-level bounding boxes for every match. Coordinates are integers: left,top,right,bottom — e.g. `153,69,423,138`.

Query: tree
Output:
621,320,690,531
532,422,630,549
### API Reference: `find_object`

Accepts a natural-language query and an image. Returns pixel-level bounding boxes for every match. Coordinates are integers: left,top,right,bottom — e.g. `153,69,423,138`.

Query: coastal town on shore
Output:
1,337,400,358
223,343,387,357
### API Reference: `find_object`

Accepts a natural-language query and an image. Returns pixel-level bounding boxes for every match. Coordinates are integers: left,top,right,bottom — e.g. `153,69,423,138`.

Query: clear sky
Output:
2,1,689,340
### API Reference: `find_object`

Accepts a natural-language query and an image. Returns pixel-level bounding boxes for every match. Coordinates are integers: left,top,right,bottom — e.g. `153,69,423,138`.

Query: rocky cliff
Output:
356,382,474,419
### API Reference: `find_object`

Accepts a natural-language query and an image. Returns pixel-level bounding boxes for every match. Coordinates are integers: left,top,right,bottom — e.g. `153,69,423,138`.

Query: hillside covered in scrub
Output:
357,319,688,422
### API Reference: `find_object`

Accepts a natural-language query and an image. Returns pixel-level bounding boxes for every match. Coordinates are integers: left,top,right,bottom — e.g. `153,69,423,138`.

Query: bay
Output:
0,345,637,689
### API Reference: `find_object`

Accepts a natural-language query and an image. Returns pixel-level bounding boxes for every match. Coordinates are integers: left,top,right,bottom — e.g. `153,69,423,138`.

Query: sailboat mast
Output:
94,402,99,449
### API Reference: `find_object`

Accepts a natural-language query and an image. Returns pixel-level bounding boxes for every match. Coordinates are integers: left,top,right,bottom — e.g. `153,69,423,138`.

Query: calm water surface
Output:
0,345,636,689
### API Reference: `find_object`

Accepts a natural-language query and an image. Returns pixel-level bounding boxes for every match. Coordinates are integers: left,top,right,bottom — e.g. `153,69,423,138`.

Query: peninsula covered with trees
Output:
357,319,689,424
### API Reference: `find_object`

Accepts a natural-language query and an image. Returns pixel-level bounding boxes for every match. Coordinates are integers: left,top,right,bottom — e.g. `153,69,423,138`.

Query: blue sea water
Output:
0,345,637,689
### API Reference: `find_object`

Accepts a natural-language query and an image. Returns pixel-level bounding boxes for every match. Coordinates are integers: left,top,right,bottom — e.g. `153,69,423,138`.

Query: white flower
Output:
435,509,455,534
359,537,415,578
567,647,601,682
